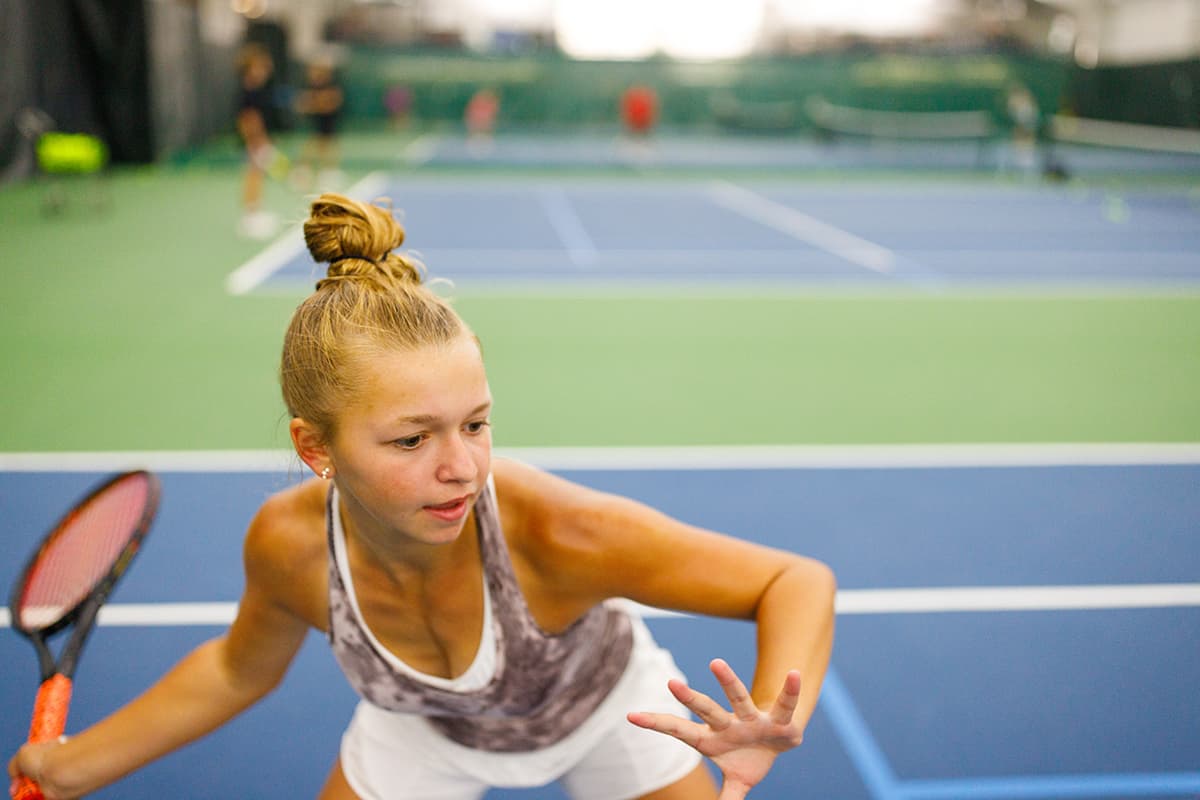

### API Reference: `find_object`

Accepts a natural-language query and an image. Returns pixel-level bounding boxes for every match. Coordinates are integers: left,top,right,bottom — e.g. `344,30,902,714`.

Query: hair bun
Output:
303,193,421,288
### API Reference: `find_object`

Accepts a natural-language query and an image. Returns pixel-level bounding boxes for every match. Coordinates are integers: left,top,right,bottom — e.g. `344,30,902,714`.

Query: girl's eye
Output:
395,434,425,450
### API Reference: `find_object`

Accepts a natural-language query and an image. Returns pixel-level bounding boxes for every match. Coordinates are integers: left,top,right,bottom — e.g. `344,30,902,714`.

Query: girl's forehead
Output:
351,338,487,403
358,336,482,375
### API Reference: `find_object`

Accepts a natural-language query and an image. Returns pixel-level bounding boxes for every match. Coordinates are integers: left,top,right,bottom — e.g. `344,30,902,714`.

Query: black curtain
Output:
1065,58,1200,129
9,0,154,167
0,0,39,180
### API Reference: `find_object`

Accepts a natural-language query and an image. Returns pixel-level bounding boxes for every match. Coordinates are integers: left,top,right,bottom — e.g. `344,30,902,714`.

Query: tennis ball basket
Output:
20,109,112,216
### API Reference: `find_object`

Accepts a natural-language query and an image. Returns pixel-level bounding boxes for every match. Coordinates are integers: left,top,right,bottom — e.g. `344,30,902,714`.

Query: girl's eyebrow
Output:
392,402,492,427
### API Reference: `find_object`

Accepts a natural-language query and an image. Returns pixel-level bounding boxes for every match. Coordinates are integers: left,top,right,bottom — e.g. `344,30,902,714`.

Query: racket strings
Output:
18,475,151,630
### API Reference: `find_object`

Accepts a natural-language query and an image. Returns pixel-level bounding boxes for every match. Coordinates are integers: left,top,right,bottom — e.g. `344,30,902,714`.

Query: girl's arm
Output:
747,554,836,728
500,459,835,799
503,458,836,728
8,498,316,800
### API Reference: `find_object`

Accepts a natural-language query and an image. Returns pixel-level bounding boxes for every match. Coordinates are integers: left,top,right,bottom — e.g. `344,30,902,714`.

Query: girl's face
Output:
328,334,492,550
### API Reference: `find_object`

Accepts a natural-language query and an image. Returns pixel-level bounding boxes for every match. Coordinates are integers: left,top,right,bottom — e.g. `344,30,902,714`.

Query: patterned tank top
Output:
326,480,635,752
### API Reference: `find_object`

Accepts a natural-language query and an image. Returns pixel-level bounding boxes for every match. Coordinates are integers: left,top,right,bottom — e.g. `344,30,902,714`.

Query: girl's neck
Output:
338,497,474,580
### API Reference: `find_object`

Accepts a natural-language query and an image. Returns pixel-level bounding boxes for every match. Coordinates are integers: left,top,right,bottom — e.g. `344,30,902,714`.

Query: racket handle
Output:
10,775,43,800
11,675,73,800
251,144,290,180
28,674,72,742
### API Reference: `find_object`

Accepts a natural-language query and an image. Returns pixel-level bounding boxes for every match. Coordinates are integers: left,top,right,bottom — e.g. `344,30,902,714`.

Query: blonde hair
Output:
280,193,467,439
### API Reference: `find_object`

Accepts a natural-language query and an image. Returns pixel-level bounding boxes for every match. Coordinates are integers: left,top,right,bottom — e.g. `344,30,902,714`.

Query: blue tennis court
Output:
3,450,1198,799
397,133,1200,177
226,173,1200,296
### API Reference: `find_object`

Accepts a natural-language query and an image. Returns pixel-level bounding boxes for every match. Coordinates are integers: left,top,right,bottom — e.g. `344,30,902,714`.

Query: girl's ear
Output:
290,418,332,478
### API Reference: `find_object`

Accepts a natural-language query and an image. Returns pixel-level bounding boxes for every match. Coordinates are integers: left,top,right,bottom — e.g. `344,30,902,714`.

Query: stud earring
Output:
320,466,331,480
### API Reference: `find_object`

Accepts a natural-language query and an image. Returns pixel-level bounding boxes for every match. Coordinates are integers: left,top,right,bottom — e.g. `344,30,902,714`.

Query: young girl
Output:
8,194,836,800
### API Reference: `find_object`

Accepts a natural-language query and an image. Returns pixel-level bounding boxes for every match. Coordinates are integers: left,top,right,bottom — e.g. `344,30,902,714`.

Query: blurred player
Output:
465,87,500,156
620,84,659,164
293,57,345,191
621,84,659,137
235,43,285,239
384,84,414,131
1003,82,1040,179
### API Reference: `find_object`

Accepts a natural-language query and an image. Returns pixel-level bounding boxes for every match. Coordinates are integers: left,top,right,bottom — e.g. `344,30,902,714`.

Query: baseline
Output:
3,443,1200,473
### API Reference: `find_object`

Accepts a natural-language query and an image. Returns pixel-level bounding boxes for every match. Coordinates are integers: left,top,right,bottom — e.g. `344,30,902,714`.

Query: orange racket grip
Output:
10,774,44,800
10,675,73,800
28,674,73,743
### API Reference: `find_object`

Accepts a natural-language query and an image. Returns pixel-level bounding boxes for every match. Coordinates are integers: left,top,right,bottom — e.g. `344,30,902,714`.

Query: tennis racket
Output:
9,470,161,800
250,143,291,182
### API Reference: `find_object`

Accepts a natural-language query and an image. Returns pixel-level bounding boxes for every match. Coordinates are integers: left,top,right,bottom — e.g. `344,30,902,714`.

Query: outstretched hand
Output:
627,659,803,800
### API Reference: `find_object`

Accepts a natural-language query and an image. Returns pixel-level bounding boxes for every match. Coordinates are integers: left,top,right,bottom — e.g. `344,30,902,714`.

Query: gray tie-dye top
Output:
326,481,635,752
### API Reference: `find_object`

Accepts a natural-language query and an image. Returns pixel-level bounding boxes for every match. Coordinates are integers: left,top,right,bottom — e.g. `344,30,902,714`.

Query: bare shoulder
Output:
246,479,328,559
491,457,603,540
219,480,328,677
489,457,623,620
490,456,639,569
242,478,329,622
492,456,582,504
490,457,818,619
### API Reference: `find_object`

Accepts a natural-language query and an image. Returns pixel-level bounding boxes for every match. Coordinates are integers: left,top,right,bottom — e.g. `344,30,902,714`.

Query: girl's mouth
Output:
423,495,470,522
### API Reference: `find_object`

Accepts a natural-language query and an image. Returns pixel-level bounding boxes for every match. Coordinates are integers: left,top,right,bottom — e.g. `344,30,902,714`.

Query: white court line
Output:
707,180,897,274
3,444,1199,473
833,584,1200,614
3,585,1199,629
402,133,441,165
537,186,597,267
224,172,390,296
223,225,307,296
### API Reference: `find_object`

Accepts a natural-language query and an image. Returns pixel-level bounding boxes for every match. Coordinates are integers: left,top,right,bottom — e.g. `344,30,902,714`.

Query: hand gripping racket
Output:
9,470,161,800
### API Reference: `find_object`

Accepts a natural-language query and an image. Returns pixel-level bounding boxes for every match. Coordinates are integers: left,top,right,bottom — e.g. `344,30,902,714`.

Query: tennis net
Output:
805,96,996,141
1045,114,1200,178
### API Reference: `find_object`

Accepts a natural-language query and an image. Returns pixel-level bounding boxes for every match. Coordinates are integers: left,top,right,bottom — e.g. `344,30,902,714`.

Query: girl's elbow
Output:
796,557,837,606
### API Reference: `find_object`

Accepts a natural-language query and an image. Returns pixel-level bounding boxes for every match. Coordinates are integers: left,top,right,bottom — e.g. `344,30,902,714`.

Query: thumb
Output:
717,779,751,800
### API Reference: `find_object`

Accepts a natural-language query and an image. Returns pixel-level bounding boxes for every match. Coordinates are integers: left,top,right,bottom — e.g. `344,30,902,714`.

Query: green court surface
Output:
2,151,1198,453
